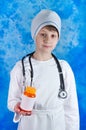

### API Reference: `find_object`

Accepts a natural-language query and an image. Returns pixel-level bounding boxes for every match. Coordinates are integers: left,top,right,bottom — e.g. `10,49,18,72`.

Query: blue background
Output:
0,0,86,130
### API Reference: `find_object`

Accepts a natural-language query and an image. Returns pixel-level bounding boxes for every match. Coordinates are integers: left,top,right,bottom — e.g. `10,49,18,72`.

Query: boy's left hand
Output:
14,102,32,116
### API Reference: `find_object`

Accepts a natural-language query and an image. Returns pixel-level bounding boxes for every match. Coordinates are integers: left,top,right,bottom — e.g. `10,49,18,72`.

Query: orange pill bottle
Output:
20,87,36,112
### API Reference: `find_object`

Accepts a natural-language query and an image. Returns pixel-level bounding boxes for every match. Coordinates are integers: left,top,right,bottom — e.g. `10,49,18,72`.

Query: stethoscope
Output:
22,52,67,99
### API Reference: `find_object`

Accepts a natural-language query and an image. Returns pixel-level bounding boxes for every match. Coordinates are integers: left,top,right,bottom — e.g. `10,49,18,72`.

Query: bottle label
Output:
20,94,36,111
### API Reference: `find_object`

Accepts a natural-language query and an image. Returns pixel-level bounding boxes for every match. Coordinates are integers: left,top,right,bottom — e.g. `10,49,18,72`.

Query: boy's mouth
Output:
43,45,52,48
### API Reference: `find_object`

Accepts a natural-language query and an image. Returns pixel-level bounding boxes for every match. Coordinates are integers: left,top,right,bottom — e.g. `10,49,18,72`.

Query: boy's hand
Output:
14,102,32,116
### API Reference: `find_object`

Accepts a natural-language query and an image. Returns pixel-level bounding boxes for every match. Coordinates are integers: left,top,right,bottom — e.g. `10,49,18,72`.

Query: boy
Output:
7,9,79,130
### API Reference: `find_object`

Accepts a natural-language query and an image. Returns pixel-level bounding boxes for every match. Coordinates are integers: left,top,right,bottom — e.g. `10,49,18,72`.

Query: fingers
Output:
20,111,32,116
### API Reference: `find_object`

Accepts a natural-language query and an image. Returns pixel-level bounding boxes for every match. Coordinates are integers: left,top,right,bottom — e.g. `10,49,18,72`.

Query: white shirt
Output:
7,56,79,130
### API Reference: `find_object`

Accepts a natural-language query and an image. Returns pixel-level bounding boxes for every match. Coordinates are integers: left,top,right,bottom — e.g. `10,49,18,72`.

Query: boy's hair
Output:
44,25,59,37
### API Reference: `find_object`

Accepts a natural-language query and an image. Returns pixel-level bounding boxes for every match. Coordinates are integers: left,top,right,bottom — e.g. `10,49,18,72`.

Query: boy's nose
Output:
43,36,50,43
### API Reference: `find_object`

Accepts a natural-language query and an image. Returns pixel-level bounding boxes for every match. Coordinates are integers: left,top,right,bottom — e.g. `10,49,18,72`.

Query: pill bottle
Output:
20,86,36,112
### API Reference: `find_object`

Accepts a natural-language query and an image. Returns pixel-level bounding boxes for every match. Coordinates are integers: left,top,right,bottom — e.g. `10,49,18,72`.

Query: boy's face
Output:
35,26,59,54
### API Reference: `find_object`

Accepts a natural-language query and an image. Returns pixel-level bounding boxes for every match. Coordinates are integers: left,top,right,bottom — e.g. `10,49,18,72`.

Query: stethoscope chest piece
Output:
58,90,67,99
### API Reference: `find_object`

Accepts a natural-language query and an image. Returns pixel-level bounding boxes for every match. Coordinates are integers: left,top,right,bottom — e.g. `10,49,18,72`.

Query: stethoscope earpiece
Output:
58,89,67,99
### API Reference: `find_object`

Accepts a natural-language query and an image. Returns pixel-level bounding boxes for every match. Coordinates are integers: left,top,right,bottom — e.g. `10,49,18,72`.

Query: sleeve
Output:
62,61,80,130
7,61,24,112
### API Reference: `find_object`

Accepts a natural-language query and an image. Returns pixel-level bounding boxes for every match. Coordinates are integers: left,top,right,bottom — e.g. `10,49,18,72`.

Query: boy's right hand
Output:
14,102,32,116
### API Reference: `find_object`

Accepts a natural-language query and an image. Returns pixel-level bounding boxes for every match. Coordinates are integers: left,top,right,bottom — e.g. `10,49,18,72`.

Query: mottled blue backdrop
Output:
0,0,86,130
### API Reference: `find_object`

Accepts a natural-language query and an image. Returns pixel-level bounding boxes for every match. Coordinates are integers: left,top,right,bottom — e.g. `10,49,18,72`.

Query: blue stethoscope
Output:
22,52,67,99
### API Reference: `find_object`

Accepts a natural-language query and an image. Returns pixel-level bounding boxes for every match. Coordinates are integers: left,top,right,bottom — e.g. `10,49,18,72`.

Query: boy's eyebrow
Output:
40,29,47,31
40,29,57,33
39,30,47,33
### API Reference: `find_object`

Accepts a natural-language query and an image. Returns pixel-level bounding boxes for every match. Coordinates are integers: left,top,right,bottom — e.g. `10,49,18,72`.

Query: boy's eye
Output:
40,33,46,37
51,34,56,38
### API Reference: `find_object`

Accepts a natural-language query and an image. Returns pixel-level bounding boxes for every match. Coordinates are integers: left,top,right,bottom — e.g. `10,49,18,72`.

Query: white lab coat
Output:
7,56,79,130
